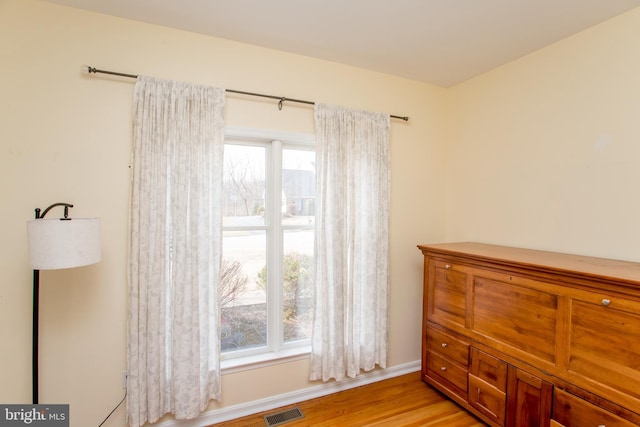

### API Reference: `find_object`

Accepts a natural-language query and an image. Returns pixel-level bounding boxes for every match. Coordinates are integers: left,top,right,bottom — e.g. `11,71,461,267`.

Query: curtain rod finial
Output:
80,65,96,74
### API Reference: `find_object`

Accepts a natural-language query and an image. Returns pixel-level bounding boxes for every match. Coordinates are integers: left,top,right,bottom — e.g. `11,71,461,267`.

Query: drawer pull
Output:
440,366,447,371
601,298,611,306
445,264,451,269
441,342,448,348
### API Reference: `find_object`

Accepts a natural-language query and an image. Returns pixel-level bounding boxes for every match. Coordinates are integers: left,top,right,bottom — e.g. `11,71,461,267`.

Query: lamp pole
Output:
32,268,39,404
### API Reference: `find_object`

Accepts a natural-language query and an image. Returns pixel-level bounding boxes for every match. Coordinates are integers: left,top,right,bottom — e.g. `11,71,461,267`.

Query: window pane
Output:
223,144,266,227
282,229,314,344
221,230,267,352
222,139,315,360
282,148,315,225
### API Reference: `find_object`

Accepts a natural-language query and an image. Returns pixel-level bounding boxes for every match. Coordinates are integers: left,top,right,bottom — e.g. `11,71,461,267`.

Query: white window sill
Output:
221,345,311,375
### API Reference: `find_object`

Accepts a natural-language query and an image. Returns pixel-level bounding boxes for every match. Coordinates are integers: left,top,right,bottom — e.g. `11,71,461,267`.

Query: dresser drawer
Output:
426,326,469,367
552,388,637,427
426,350,468,395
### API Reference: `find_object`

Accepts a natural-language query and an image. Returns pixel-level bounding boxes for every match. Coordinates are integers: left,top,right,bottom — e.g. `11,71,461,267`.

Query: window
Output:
221,128,315,365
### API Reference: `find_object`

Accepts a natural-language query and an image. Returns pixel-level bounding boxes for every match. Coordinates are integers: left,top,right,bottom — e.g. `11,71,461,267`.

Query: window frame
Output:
221,126,315,372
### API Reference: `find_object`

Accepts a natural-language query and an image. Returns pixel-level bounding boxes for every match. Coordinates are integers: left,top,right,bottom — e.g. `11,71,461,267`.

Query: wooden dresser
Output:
418,242,640,427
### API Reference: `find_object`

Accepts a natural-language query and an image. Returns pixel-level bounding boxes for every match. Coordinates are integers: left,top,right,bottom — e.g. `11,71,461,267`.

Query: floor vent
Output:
263,407,304,426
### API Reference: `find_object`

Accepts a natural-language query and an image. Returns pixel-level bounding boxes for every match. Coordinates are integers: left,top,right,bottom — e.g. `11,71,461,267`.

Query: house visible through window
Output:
221,129,315,364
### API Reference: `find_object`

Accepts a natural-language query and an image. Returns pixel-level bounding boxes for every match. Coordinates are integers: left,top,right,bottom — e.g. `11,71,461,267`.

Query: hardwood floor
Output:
213,371,486,426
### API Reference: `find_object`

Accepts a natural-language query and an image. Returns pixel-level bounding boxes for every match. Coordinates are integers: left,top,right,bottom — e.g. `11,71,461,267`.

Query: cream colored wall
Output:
0,0,446,426
446,7,640,261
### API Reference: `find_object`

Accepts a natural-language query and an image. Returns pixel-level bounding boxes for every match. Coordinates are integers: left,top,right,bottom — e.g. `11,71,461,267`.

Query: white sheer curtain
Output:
310,103,391,382
127,76,225,427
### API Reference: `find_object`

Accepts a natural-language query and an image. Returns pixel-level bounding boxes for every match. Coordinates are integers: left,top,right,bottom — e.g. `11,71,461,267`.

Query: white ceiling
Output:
44,0,640,87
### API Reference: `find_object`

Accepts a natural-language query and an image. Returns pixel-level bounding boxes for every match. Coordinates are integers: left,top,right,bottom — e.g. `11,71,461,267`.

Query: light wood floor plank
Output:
212,371,485,426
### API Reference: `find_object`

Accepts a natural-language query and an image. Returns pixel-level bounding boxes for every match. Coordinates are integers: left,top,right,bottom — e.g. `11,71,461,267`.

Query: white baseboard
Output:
155,360,421,427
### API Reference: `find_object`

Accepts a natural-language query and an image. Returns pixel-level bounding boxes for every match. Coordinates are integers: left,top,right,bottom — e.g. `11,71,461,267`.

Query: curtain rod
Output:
82,65,409,121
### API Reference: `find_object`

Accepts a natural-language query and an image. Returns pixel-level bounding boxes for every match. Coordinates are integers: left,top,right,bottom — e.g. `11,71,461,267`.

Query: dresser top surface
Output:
418,242,640,286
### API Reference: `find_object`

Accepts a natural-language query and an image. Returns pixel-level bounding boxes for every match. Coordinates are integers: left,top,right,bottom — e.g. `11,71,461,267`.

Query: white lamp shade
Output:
27,218,101,270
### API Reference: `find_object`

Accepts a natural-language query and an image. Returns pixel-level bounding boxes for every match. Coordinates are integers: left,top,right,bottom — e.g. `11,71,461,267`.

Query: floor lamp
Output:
27,202,101,404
